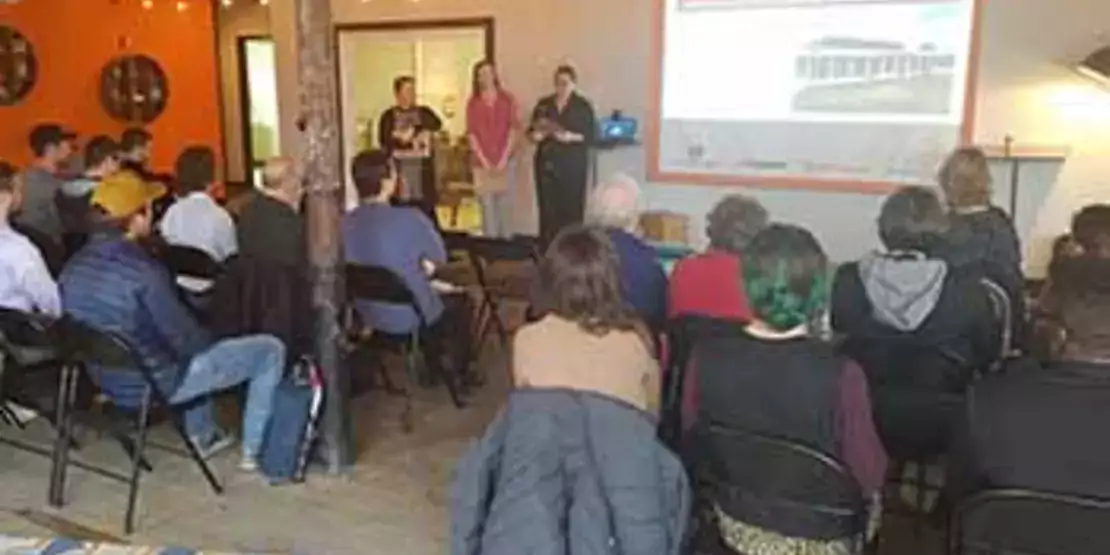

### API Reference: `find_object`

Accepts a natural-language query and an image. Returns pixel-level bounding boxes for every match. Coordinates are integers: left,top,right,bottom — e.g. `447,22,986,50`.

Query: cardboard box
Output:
641,211,689,245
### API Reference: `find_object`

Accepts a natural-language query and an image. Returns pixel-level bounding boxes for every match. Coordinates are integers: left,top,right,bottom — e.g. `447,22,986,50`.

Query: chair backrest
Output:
52,316,140,372
691,423,867,542
0,308,57,351
954,489,1110,555
344,264,424,322
467,235,541,264
979,277,1013,366
162,244,225,281
658,315,746,447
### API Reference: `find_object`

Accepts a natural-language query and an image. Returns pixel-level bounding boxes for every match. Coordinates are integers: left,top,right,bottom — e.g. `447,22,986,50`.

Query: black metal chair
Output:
162,244,225,282
658,315,746,449
687,424,870,553
458,234,541,348
50,316,223,534
345,264,464,432
950,489,1110,555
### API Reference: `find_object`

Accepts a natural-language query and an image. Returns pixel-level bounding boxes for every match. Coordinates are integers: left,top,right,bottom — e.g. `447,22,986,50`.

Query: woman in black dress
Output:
529,65,597,243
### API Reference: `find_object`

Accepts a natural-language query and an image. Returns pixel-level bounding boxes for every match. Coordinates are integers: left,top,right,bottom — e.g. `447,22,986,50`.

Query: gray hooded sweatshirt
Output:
858,252,948,332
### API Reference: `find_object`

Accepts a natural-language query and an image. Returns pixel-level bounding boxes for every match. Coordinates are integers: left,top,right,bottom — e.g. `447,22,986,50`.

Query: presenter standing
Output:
467,60,520,238
529,65,596,243
378,76,444,222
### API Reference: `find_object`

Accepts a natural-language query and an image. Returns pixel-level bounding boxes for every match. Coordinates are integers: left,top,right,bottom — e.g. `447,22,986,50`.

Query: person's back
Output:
343,202,445,333
607,228,667,332
160,146,237,269
19,166,64,240
237,191,304,268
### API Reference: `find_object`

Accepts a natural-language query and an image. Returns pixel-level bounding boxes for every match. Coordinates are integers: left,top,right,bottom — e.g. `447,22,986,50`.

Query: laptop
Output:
599,115,639,144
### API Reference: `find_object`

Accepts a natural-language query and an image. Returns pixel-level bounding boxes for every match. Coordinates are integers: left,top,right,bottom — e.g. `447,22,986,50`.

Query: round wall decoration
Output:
0,26,38,106
99,54,169,124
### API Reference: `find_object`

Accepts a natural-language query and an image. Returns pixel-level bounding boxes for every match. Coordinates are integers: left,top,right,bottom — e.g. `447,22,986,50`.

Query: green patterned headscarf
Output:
742,225,830,331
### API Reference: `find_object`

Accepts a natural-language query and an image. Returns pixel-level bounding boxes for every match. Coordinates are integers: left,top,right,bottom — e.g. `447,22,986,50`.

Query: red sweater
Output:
667,250,752,321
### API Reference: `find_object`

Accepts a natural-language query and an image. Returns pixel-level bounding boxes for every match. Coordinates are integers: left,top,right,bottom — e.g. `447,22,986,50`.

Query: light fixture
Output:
221,0,232,6
259,0,270,5
141,0,153,9
1076,46,1110,87
176,0,187,12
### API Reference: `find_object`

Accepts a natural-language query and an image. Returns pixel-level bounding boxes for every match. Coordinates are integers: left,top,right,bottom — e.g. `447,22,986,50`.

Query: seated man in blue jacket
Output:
587,175,667,336
60,172,285,470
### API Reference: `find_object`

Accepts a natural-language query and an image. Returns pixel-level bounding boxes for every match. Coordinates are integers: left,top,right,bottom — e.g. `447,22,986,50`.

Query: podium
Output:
394,148,430,203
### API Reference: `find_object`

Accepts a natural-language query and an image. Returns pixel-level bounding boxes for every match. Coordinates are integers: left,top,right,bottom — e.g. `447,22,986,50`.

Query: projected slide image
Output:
792,36,957,115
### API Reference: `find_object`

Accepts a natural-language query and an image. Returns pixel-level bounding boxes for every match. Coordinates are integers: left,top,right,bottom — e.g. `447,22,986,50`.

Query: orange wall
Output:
0,0,222,172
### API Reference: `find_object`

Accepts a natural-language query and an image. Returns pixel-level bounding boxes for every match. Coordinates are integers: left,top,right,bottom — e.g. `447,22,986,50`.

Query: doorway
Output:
236,36,280,188
335,19,494,211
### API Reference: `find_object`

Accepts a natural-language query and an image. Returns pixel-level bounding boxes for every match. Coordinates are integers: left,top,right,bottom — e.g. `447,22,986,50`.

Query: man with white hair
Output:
588,174,668,334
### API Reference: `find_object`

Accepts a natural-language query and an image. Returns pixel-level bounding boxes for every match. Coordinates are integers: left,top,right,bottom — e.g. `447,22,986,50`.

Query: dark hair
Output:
536,225,638,335
174,146,216,193
84,136,119,170
120,127,152,152
0,161,17,194
877,186,949,253
743,224,829,331
351,149,394,199
393,76,415,95
554,64,577,83
28,124,70,157
471,59,500,97
707,195,769,253
1072,204,1110,254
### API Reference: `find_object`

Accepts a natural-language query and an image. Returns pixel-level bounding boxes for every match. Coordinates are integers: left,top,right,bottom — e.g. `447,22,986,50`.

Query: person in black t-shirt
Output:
377,76,444,222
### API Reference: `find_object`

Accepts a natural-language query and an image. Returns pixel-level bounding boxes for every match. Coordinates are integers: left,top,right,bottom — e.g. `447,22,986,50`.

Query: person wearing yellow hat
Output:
60,171,285,470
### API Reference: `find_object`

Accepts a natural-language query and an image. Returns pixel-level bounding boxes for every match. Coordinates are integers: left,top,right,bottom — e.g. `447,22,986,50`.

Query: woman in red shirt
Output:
668,194,768,321
466,60,520,238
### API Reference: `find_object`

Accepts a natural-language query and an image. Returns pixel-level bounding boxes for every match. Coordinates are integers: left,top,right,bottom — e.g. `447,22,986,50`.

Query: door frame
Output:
332,17,496,177
235,34,275,188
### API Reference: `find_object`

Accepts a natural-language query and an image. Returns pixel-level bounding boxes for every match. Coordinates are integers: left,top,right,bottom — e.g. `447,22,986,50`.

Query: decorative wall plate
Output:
100,54,169,123
0,26,37,106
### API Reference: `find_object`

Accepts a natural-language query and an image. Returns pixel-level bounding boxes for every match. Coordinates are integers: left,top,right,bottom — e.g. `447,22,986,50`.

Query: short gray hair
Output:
706,195,769,253
261,156,295,191
588,174,643,231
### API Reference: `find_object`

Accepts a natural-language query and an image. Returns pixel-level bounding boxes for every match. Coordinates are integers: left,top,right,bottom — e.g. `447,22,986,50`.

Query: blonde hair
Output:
938,147,992,208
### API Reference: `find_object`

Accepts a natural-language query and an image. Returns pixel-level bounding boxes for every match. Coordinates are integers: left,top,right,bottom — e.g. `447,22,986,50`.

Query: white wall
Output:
264,0,1110,275
217,2,271,182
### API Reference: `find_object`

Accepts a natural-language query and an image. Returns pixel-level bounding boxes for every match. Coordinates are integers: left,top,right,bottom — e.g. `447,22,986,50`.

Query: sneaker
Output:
190,429,236,461
239,456,259,473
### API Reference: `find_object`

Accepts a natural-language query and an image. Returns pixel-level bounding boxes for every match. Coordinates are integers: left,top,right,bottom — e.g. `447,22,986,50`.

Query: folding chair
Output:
658,315,746,449
687,424,871,554
160,244,228,315
460,235,541,348
50,316,223,535
345,264,465,432
950,489,1110,555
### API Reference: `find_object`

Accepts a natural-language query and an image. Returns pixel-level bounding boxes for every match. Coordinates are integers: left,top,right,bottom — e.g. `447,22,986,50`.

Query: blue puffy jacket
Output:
59,233,212,404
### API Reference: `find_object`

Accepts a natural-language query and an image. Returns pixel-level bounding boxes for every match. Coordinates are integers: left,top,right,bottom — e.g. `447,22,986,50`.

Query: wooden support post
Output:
295,0,352,473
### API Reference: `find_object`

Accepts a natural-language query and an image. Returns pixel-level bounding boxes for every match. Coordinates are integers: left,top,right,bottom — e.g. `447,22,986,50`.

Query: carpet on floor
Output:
0,536,258,554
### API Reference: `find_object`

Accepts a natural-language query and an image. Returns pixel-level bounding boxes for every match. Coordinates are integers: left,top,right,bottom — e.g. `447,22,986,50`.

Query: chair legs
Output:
123,386,152,535
48,363,79,507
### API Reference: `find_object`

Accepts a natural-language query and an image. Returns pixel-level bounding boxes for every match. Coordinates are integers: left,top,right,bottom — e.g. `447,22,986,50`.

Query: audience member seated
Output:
451,225,689,554
59,172,284,470
514,225,660,413
16,124,74,245
937,147,1025,343
160,146,238,294
214,157,310,357
832,186,1001,458
237,157,305,268
342,150,474,384
950,226,1110,506
689,224,887,555
119,127,175,220
668,194,767,321
586,174,667,334
0,163,60,316
58,136,119,256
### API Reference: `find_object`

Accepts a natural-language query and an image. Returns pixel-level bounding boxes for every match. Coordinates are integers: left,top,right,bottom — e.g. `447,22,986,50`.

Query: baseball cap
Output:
91,172,167,219
29,123,77,155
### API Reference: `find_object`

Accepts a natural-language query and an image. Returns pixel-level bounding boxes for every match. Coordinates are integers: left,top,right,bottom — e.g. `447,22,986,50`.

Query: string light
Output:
141,0,153,9
176,0,188,12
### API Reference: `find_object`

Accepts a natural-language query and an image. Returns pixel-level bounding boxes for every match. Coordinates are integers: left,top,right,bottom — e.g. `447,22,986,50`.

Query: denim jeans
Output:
168,335,285,457
478,190,512,238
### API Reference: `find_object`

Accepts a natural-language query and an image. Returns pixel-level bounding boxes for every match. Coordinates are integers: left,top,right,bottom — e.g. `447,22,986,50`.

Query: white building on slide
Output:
795,37,956,85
